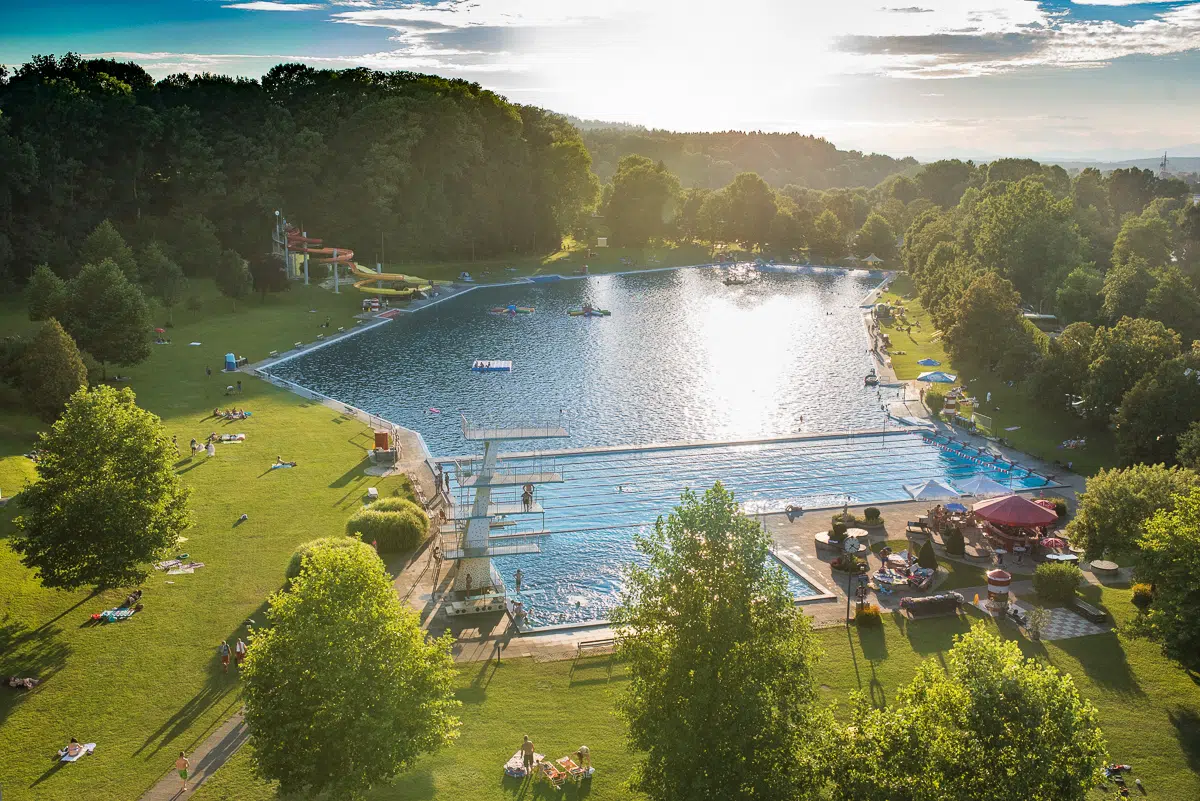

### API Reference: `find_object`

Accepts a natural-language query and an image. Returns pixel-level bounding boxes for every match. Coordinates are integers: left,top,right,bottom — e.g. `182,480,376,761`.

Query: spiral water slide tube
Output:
285,230,438,298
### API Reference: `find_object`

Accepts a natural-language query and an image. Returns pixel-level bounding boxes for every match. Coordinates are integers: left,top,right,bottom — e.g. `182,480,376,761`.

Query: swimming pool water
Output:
269,267,891,456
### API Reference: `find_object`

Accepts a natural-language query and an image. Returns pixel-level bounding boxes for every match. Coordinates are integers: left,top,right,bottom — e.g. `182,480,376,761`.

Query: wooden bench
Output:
294,341,303,349
577,638,616,655
317,334,325,340
337,326,345,332
268,350,279,358
1072,599,1107,623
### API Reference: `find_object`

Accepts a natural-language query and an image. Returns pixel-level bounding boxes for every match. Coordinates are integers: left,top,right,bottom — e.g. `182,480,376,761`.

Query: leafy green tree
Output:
1178,421,1200,469
20,318,88,422
1143,266,1200,344
945,272,1036,376
972,176,1081,306
1072,167,1111,222
1066,464,1199,558
1107,167,1159,220
64,259,152,372
604,155,680,246
809,208,846,262
1180,203,1200,281
166,212,224,278
243,542,459,798
769,205,807,254
916,159,975,207
26,263,68,322
831,626,1106,801
722,172,777,246
1055,264,1104,324
79,219,138,281
675,187,712,242
139,241,187,323
612,483,828,801
1028,322,1095,410
1134,488,1200,666
1115,354,1200,465
1113,213,1172,268
1102,256,1156,322
1082,316,1179,422
854,211,896,262
214,248,253,300
11,385,190,589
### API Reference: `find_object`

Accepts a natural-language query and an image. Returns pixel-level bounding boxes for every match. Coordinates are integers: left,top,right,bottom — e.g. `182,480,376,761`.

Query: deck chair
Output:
538,760,566,788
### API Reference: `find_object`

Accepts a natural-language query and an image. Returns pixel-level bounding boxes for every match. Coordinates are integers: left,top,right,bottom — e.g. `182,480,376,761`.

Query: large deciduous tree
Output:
1066,464,1199,558
604,155,680,246
1081,316,1179,422
64,259,152,372
854,211,896,262
945,272,1037,376
214,248,253,300
139,241,188,323
243,542,459,798
12,385,190,589
1134,488,1200,667
1101,257,1156,322
831,626,1107,801
1178,421,1200,470
1115,354,1200,466
612,483,828,801
20,318,88,422
1113,212,1172,268
1143,266,1200,344
79,219,138,281
1055,263,1104,324
809,209,846,262
722,172,778,247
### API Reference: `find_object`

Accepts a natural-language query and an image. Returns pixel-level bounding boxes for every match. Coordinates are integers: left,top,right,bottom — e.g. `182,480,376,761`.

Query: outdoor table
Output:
1091,559,1119,575
1044,552,1079,563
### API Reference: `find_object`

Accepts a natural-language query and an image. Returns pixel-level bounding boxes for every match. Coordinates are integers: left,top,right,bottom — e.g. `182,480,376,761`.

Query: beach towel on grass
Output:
60,743,96,762
504,750,545,777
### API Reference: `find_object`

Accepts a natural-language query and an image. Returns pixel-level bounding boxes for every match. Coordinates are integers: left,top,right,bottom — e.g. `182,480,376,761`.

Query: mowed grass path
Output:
0,284,417,801
194,586,1200,801
879,274,1116,474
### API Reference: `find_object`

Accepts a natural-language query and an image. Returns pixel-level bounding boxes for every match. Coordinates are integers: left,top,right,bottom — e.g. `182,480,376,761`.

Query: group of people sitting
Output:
212,408,249,420
507,735,593,785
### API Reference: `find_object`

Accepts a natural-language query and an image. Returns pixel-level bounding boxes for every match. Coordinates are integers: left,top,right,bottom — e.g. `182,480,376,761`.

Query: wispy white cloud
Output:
222,2,321,11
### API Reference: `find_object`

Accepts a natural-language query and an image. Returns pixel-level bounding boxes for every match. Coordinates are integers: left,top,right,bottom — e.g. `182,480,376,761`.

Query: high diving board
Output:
458,471,563,488
460,416,569,440
442,536,546,560
452,501,545,518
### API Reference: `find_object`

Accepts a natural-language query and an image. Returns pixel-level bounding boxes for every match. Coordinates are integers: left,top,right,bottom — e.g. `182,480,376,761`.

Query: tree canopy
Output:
1134,488,1200,667
603,155,680,246
20,318,88,422
612,483,828,801
12,385,190,589
1067,464,1199,558
63,258,152,370
243,541,459,798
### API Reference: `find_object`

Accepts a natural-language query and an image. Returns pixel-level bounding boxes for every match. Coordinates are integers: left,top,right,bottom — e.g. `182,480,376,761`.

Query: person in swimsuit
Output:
219,640,231,672
521,735,535,774
177,751,190,791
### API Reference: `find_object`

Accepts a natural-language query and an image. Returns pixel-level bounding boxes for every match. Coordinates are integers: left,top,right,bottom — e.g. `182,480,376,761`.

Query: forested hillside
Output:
582,128,918,190
0,55,599,283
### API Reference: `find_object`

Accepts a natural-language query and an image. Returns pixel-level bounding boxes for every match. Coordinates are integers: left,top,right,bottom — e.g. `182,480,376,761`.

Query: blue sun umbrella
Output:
945,502,969,513
917,370,957,383
917,358,941,366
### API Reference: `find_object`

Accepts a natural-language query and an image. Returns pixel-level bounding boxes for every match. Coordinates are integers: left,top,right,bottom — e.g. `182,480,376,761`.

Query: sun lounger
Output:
59,743,96,762
537,761,567,788
503,750,545,778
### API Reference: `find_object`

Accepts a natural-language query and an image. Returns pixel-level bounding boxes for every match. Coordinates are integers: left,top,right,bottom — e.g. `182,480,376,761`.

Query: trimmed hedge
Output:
286,536,376,581
1131,582,1153,611
1033,562,1083,604
367,495,425,514
346,501,430,553
856,604,882,627
1042,496,1070,519
917,539,938,569
863,507,882,523
943,527,965,556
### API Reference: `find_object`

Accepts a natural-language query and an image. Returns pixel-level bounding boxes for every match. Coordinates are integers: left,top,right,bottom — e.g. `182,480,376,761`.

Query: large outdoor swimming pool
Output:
268,266,1051,629
269,267,892,456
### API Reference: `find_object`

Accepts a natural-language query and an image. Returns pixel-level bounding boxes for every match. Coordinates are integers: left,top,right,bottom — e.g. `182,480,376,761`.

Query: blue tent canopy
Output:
917,358,941,366
917,370,957,383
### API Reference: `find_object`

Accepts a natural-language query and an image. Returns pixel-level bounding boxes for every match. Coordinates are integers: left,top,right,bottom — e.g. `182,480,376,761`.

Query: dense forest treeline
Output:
0,54,600,284
582,128,918,190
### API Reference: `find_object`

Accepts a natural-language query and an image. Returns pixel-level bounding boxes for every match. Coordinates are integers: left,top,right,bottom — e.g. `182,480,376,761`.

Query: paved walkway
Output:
139,711,247,800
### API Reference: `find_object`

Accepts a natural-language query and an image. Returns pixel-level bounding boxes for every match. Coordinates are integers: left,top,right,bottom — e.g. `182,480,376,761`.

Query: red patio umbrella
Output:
154,327,166,333
972,494,1058,527
1040,537,1067,549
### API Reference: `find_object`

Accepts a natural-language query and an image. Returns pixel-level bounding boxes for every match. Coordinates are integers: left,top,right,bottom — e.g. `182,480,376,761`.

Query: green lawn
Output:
195,586,1200,801
879,274,1117,474
0,283,416,801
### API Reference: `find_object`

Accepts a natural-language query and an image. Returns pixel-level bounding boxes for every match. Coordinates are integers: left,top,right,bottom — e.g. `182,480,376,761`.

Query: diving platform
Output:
459,471,563,488
442,535,547,560
461,415,570,441
452,501,545,518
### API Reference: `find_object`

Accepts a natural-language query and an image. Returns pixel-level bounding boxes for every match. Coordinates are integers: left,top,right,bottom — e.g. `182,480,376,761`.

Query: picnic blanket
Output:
504,750,544,778
219,433,246,442
95,608,138,623
167,561,205,575
59,743,96,762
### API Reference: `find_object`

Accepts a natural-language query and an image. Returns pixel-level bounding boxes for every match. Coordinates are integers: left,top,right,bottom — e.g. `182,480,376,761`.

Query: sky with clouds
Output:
4,0,1200,158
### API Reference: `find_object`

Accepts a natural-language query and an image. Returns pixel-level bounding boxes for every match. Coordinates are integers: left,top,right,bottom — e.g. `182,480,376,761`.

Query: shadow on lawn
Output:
1169,706,1200,776
0,618,71,726
134,602,269,758
1051,632,1143,696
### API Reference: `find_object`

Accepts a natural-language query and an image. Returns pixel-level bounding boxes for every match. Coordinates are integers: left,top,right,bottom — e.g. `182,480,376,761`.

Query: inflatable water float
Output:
489,305,534,315
568,306,611,317
472,360,513,372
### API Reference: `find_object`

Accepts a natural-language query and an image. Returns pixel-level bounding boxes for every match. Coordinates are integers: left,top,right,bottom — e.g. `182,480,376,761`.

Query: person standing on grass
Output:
176,751,190,792
236,380,242,393
235,637,247,669
219,640,231,672
521,735,535,775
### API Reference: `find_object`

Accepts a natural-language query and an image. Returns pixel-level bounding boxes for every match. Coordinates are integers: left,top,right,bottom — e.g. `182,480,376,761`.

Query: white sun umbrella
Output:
956,475,1010,496
905,479,961,501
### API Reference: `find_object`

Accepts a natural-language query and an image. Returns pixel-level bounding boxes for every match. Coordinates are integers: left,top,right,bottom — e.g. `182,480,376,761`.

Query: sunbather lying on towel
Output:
58,739,96,761
270,461,298,469
7,676,40,689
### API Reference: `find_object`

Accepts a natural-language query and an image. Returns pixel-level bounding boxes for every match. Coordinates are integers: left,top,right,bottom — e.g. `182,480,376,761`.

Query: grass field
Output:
0,283,416,801
879,274,1117,474
192,585,1200,801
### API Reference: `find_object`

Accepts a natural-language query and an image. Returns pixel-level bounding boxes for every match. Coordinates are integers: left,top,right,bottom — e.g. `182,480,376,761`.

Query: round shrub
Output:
831,520,848,539
863,507,882,523
346,505,430,553
367,496,425,514
856,603,882,627
1131,582,1153,611
286,536,376,581
1033,562,1083,604
943,527,965,556
832,554,864,573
